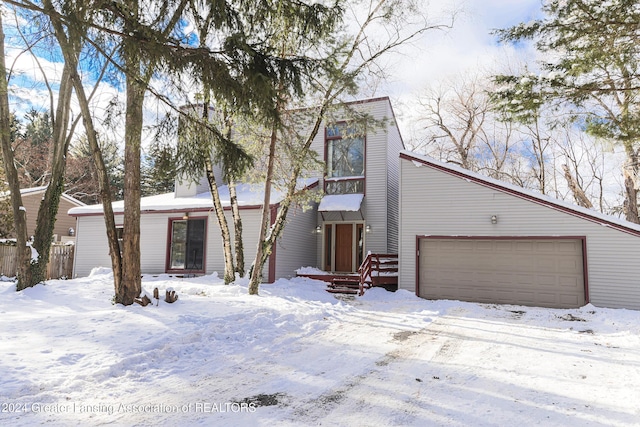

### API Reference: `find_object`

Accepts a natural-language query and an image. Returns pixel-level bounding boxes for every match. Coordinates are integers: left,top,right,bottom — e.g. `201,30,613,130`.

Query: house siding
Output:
361,100,390,254
73,209,269,280
275,202,318,279
205,209,267,279
399,155,640,310
12,192,81,241
73,215,115,277
385,103,403,254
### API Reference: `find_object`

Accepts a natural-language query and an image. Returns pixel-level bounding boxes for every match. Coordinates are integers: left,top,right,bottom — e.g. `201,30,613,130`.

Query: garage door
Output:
418,238,586,308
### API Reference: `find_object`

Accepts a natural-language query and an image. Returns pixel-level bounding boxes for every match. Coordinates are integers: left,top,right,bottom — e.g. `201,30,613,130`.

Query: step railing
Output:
358,252,398,296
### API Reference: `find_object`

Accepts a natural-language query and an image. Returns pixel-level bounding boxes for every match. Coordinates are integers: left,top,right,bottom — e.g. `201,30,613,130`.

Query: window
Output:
168,218,206,272
325,124,365,194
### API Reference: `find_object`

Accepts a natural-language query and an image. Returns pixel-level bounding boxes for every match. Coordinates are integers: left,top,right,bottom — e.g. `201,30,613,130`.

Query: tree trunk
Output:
204,158,235,284
624,165,640,224
228,176,245,277
562,164,593,209
248,124,278,295
120,75,145,305
45,2,124,291
0,14,33,290
199,103,236,283
30,64,74,285
622,144,640,224
71,73,123,290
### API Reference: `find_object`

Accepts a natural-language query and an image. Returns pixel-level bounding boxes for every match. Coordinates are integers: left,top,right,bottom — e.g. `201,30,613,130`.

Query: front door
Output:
335,224,353,272
324,223,365,273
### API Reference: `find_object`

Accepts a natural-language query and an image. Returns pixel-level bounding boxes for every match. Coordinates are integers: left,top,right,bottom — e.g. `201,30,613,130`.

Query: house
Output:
69,97,404,280
1,186,84,242
398,151,640,311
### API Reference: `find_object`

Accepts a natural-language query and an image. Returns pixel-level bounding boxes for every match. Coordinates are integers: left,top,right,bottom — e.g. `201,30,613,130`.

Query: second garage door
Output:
418,238,586,308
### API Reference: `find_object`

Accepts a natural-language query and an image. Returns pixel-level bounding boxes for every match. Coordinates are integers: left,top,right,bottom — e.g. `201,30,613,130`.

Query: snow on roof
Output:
0,186,86,206
20,186,49,195
400,150,640,236
68,178,318,216
318,193,364,212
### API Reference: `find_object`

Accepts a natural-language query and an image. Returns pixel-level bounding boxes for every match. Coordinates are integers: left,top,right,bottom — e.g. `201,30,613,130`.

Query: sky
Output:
2,0,545,150
381,0,544,143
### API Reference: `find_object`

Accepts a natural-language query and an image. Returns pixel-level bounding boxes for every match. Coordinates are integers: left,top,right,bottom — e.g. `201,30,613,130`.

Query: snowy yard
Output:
1,270,639,426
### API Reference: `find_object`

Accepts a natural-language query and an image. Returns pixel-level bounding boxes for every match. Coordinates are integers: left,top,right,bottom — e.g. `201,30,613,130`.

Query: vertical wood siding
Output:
399,156,640,310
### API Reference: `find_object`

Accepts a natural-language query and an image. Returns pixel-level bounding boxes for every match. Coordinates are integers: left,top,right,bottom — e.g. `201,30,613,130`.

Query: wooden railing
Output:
0,243,75,280
358,252,398,296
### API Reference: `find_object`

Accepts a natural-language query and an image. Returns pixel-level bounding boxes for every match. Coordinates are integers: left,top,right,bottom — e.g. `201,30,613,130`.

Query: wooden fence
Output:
0,244,75,280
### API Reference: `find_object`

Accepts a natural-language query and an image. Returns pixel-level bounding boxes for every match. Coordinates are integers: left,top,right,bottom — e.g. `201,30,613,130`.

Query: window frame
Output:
324,122,366,195
165,216,208,274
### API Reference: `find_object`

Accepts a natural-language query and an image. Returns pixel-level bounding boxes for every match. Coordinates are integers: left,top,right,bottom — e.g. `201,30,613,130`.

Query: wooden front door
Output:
335,224,353,272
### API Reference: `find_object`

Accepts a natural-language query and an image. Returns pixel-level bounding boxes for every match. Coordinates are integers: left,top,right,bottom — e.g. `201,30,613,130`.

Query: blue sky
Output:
382,0,543,140
2,0,545,144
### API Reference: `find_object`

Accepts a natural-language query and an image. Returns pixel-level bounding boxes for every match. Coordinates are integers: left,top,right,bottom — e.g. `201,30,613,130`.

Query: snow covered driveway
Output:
0,271,639,426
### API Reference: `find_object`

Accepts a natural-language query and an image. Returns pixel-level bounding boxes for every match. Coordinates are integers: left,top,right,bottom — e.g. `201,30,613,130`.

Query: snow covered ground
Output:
1,270,639,426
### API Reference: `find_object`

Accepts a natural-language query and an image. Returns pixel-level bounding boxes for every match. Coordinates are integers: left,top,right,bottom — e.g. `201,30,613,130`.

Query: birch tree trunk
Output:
248,124,278,295
204,158,235,284
623,148,639,224
228,176,245,277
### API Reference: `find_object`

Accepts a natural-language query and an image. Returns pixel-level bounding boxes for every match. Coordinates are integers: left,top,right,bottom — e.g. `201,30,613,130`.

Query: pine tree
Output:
141,142,176,196
495,0,640,223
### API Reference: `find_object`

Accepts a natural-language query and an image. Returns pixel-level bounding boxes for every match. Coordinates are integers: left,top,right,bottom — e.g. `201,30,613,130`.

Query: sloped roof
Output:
68,179,318,216
0,186,86,207
400,150,640,237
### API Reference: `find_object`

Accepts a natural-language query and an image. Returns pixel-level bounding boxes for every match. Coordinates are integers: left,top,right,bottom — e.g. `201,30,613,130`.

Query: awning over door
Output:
318,194,364,212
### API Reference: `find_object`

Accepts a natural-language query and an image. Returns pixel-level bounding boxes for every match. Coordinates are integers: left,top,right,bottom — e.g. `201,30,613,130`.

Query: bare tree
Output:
416,75,489,170
247,0,452,294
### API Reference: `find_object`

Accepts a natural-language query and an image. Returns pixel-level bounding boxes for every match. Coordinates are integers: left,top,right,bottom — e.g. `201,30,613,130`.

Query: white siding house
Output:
70,184,316,280
70,97,404,281
399,151,640,310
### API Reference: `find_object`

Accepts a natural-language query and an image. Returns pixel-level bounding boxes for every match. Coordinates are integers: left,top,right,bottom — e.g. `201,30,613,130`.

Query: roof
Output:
0,186,86,207
69,179,318,216
318,194,364,212
400,150,640,238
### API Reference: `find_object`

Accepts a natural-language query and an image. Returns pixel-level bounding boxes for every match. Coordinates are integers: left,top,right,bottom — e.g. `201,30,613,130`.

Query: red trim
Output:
582,238,590,303
401,152,640,238
415,235,589,305
324,121,367,196
415,235,421,297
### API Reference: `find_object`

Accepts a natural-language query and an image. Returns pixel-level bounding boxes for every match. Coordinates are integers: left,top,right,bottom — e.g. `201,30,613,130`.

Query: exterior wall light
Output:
491,215,498,224
315,225,322,234
68,227,75,236
365,225,371,233
183,212,189,220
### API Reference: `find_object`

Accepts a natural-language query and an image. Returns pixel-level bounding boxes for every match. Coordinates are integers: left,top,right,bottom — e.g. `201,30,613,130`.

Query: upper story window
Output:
325,124,365,195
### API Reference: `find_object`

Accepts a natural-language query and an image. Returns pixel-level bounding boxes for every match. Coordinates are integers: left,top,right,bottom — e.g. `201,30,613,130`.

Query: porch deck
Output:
297,253,398,295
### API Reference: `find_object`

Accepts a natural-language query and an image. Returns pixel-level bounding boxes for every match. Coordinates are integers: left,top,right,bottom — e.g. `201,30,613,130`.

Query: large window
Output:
325,124,365,194
168,218,205,272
